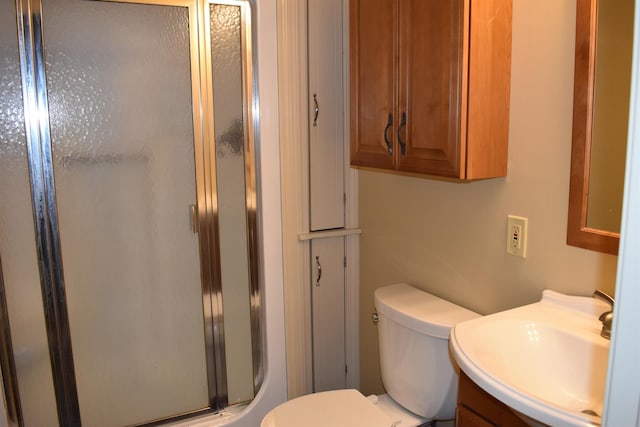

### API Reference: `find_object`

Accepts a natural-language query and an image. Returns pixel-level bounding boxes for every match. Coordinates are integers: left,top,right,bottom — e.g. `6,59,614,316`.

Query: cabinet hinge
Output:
344,256,347,268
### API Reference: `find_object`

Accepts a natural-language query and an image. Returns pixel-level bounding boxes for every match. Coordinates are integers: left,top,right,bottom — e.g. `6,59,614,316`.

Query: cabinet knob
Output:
384,113,393,155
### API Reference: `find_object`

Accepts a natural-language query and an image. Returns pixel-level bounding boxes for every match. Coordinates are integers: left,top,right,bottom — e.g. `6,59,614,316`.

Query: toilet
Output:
261,283,480,427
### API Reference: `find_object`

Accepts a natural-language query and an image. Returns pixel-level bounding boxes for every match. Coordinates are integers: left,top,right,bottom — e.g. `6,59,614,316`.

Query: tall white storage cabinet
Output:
307,0,351,392
278,0,359,398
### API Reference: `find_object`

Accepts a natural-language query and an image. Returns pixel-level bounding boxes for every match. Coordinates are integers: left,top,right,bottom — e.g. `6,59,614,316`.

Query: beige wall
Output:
358,0,619,395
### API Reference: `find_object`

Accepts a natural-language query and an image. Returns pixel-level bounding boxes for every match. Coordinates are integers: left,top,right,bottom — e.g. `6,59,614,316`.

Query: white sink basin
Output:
450,290,611,427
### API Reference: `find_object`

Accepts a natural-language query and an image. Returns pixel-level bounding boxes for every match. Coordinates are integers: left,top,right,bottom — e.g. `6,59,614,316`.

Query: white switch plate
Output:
506,215,528,258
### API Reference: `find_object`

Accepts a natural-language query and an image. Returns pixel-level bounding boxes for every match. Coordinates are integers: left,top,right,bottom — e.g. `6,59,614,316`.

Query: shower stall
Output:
0,0,263,425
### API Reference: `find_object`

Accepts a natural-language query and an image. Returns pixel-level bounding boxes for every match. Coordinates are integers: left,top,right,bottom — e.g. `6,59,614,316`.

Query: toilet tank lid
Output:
374,283,480,339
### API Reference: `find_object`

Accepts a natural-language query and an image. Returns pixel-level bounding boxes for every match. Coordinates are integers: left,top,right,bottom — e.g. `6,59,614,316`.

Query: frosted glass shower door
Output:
42,1,208,425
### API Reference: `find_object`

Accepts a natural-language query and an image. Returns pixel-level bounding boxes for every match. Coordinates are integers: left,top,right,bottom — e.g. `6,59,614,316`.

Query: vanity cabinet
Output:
349,0,512,179
457,372,530,427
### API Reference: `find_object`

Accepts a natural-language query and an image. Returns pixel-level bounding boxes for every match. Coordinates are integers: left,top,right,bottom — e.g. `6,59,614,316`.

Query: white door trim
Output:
603,1,640,425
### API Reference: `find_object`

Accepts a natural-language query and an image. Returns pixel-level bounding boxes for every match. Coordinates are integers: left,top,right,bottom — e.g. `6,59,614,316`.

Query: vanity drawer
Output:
457,372,530,427
457,405,495,427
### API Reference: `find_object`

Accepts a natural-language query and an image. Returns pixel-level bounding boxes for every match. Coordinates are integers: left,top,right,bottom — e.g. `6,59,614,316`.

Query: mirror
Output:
567,0,634,255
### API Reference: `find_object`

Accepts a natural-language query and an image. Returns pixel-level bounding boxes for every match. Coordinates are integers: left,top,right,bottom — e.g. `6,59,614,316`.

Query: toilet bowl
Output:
261,283,480,427
260,389,427,427
260,389,394,427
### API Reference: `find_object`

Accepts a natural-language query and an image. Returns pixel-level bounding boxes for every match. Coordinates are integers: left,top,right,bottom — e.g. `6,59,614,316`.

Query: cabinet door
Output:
311,237,346,391
350,0,397,169
458,372,529,427
465,0,511,179
309,0,345,231
397,0,466,177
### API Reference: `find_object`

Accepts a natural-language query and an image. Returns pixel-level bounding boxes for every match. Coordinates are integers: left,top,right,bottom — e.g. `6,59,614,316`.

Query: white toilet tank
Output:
374,283,480,420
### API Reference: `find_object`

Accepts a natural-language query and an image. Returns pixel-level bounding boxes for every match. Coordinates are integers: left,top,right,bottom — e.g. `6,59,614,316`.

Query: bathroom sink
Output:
450,290,611,427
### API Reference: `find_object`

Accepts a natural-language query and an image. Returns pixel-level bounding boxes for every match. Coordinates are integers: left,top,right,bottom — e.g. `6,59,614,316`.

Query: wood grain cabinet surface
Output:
350,0,512,180
456,372,531,427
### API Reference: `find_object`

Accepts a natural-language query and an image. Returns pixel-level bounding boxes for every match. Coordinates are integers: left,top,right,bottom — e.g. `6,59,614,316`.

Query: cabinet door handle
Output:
398,112,407,156
315,255,322,286
189,204,198,234
313,93,319,126
384,113,393,155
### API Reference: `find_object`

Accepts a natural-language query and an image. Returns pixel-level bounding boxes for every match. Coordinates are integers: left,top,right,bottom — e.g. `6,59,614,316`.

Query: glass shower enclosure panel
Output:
41,1,208,425
1,0,261,424
209,2,255,406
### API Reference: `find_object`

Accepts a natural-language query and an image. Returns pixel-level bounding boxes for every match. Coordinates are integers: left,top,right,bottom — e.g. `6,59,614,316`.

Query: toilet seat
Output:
260,389,395,427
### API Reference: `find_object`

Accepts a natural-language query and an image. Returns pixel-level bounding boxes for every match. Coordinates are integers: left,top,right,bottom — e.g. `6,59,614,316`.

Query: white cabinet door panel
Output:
311,237,346,391
308,0,345,231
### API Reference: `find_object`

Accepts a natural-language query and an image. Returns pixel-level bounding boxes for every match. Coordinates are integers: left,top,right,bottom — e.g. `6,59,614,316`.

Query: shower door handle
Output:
315,255,322,286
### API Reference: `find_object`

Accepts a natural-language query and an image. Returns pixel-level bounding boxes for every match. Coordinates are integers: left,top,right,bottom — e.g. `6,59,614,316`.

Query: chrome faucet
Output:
593,290,614,339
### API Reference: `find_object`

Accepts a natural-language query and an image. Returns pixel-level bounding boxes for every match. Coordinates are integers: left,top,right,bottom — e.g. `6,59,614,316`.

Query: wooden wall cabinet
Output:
350,0,512,180
456,372,531,427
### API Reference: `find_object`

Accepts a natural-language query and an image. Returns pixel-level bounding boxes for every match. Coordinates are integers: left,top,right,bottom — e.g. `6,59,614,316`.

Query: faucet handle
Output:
593,290,614,340
599,311,613,323
593,289,614,308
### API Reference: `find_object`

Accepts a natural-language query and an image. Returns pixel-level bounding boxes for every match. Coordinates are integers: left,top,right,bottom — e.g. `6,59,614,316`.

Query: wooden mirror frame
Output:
567,0,620,255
